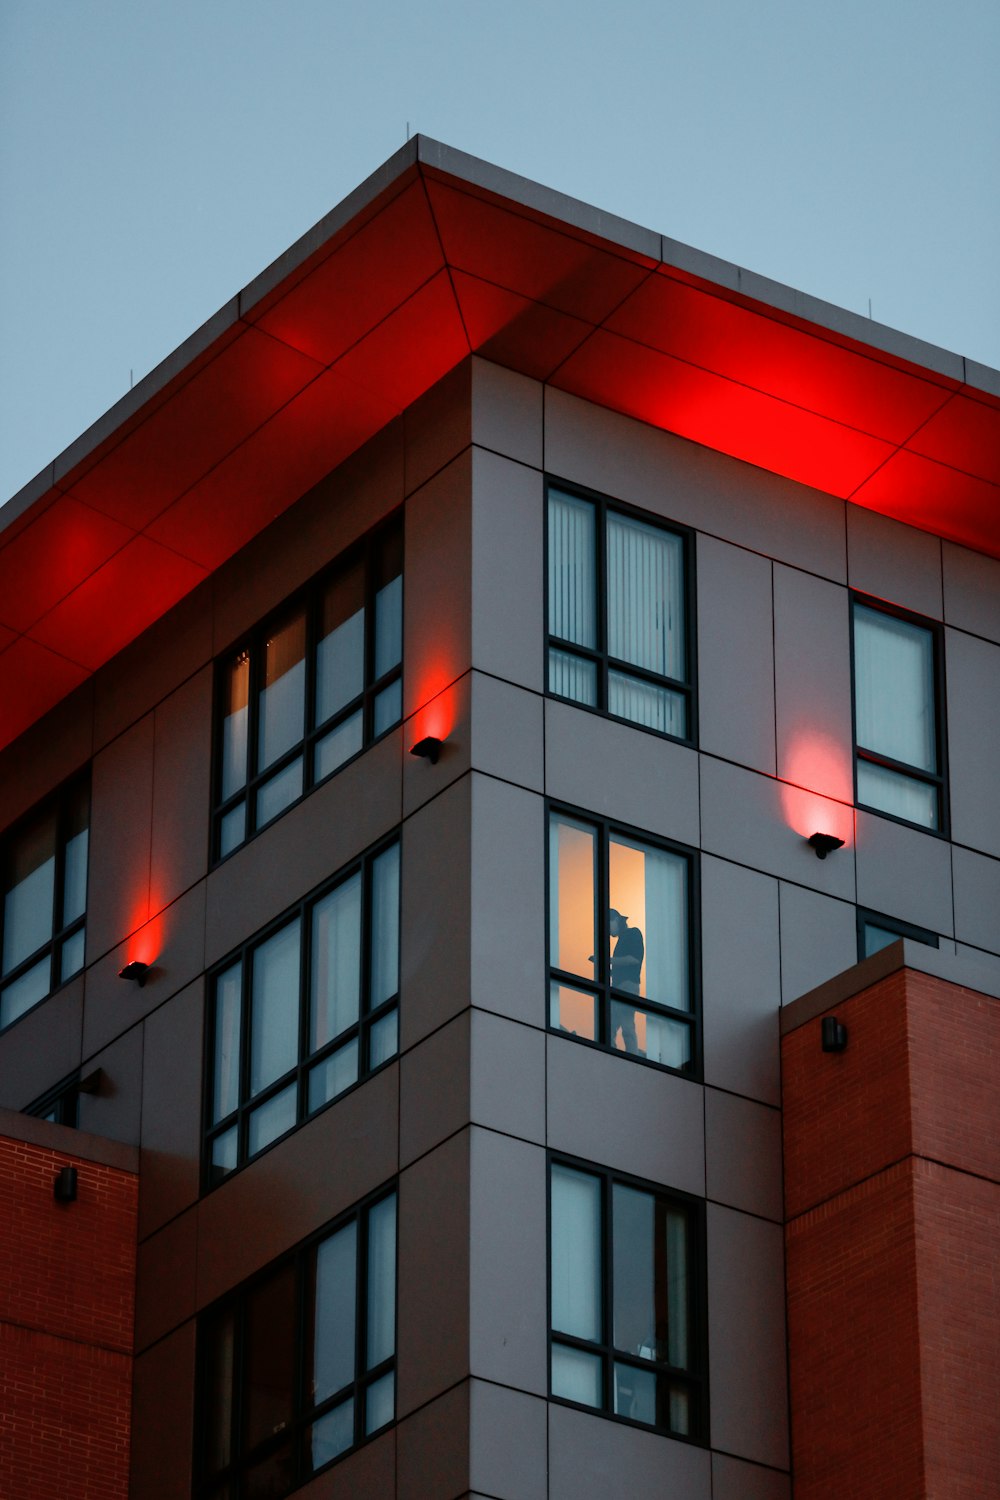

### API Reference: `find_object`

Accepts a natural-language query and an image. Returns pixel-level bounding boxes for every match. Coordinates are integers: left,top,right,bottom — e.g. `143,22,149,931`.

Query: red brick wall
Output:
783,968,1000,1499
0,1135,137,1500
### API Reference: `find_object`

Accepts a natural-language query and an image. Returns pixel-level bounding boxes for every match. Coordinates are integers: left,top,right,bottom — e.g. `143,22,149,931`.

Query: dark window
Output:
197,1188,397,1497
1,776,89,1031
214,514,402,860
24,1067,102,1129
546,483,694,742
548,808,698,1076
857,908,940,961
204,836,400,1185
851,598,946,833
549,1158,705,1442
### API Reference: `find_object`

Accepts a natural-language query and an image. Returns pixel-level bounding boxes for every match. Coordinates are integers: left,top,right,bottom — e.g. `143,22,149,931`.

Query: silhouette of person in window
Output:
610,907,643,1055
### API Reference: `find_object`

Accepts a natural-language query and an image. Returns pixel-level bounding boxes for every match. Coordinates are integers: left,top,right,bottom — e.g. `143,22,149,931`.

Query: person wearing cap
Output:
609,907,644,1054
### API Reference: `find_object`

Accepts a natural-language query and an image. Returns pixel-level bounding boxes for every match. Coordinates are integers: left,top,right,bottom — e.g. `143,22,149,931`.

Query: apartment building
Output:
0,139,997,1499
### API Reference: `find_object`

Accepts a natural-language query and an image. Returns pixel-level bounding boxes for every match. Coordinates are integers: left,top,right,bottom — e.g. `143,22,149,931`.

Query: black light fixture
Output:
410,736,442,765
808,831,845,860
54,1166,78,1204
821,1015,848,1053
118,960,150,987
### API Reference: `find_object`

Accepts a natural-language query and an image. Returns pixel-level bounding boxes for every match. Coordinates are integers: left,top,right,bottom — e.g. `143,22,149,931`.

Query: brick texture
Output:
783,969,1000,1499
0,1133,137,1500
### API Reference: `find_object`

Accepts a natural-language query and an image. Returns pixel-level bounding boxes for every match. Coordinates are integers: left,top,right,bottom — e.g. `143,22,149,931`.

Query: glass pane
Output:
608,670,686,737
3,809,56,975
255,756,303,830
550,981,597,1041
243,1262,296,1451
374,574,403,678
317,556,365,725
250,920,301,1096
202,1306,235,1474
606,512,685,680
609,836,687,1010
247,1083,297,1157
549,816,596,982
314,710,364,782
615,1361,656,1425
365,1371,394,1435
370,844,400,1009
212,961,243,1123
551,1165,601,1341
612,1002,690,1070
310,875,361,1052
548,489,596,648
308,1040,359,1112
60,927,85,982
62,828,89,927
221,650,250,799
244,1444,295,1500
857,760,938,829
257,613,306,772
863,922,903,958
551,1344,602,1407
373,680,402,737
854,605,936,772
0,956,50,1028
613,1186,688,1368
548,648,598,707
218,802,246,858
366,1194,396,1369
308,1221,357,1405
369,1009,398,1069
211,1126,238,1180
308,1397,354,1471
669,1383,691,1435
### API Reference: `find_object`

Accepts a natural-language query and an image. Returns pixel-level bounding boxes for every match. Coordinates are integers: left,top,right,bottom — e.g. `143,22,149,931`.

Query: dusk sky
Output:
2,0,998,507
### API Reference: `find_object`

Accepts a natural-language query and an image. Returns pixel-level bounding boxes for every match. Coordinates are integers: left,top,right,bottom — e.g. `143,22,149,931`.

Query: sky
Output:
1,0,998,508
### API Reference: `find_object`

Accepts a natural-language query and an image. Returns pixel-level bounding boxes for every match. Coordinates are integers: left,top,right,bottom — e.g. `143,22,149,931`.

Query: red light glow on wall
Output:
408,665,462,747
780,730,855,847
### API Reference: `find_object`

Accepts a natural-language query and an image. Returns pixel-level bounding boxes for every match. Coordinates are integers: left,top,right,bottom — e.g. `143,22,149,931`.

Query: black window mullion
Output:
355,1203,368,1447
596,495,609,713
601,1171,614,1413
596,828,609,1045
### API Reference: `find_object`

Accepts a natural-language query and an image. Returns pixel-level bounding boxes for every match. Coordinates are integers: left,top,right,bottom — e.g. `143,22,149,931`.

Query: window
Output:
204,836,400,1184
548,808,698,1075
214,514,402,860
851,598,946,832
1,776,89,1030
24,1067,101,1129
197,1188,397,1498
857,908,939,962
549,1159,705,1441
546,483,694,741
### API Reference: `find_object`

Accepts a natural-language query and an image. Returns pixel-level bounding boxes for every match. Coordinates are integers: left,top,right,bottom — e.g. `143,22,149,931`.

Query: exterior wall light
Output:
808,832,845,860
410,736,442,765
821,1016,848,1053
54,1166,78,1203
118,960,150,987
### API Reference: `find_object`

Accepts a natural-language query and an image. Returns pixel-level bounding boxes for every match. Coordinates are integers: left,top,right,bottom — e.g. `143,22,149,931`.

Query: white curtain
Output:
551,1165,601,1340
548,490,596,648
854,605,935,770
311,877,361,1050
608,670,684,736
250,919,301,1094
644,846,687,1013
370,843,400,1008
606,513,684,679
366,1194,397,1369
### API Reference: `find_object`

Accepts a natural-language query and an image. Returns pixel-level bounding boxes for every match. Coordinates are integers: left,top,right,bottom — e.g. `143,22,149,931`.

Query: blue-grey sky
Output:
2,0,998,507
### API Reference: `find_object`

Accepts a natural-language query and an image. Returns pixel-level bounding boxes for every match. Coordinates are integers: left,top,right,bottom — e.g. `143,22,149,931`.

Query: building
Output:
0,138,997,1499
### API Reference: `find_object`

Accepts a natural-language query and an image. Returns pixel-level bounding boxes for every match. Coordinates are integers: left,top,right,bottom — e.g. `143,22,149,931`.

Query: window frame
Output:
0,773,90,1032
195,1183,398,1498
856,907,940,963
202,832,401,1189
544,478,697,746
546,802,701,1080
547,1153,708,1444
211,511,403,864
24,1067,102,1129
849,593,948,837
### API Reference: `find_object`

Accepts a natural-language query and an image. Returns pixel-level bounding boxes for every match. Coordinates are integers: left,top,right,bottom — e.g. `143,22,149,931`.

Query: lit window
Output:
857,908,939,961
198,1189,397,1497
549,1160,704,1440
547,484,694,741
205,837,400,1184
1,777,89,1030
214,514,403,859
852,599,946,832
548,808,698,1075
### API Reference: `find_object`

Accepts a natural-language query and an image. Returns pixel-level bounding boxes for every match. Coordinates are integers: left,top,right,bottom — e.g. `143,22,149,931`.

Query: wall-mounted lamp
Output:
118,960,150,988
808,832,845,860
410,736,442,765
54,1166,78,1204
821,1015,848,1053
